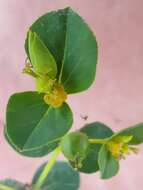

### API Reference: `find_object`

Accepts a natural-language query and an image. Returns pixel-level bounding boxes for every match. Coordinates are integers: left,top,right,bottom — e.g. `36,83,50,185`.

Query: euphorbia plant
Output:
1,7,143,190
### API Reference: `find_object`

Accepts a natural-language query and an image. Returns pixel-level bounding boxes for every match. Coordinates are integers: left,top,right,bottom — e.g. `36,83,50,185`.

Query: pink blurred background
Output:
0,0,143,189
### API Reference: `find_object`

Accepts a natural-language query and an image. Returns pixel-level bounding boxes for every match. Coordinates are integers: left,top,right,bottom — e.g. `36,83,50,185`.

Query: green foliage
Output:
6,7,98,158
0,162,79,190
3,6,143,190
61,132,89,168
79,122,114,173
32,161,80,190
6,91,73,157
98,145,119,179
25,7,98,93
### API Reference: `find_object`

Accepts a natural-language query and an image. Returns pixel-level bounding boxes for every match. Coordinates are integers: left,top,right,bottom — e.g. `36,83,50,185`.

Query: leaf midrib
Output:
6,105,55,151
58,8,69,83
5,124,60,153
22,105,52,149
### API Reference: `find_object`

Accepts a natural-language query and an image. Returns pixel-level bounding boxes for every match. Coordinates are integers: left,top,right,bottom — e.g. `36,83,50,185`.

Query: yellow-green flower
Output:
107,135,138,159
44,83,67,108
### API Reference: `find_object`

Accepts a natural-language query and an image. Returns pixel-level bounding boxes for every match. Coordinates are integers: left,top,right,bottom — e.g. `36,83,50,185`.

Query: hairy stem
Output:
35,147,61,189
0,184,15,190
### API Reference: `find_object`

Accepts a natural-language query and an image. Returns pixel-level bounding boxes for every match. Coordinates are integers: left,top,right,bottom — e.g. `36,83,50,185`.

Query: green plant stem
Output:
89,138,109,144
0,184,14,190
35,146,61,189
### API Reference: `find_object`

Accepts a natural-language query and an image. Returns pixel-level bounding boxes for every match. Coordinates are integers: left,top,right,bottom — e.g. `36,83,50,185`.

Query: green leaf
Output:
98,145,119,179
0,179,26,190
25,7,98,94
28,30,57,78
32,161,80,190
25,8,68,75
112,123,143,145
5,130,58,157
78,122,114,173
5,91,73,157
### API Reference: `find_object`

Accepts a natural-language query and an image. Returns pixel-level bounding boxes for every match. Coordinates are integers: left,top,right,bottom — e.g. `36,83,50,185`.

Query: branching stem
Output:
35,146,61,189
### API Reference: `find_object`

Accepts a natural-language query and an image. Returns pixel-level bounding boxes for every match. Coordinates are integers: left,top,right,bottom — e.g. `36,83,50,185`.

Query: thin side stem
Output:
89,138,109,144
35,146,61,189
0,184,15,190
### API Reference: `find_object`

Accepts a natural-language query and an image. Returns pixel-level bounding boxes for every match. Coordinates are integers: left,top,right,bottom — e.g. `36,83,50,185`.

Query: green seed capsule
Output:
61,132,89,168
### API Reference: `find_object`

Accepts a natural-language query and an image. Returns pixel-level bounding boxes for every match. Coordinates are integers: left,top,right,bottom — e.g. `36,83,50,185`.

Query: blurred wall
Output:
0,0,143,189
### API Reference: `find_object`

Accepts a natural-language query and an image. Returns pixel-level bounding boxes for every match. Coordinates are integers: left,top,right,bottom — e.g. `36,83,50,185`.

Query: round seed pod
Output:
61,132,90,168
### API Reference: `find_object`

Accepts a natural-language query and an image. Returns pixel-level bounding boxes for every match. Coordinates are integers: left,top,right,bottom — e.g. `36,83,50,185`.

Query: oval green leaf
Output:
5,92,73,157
98,145,119,179
78,122,114,173
32,161,80,190
25,7,98,94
